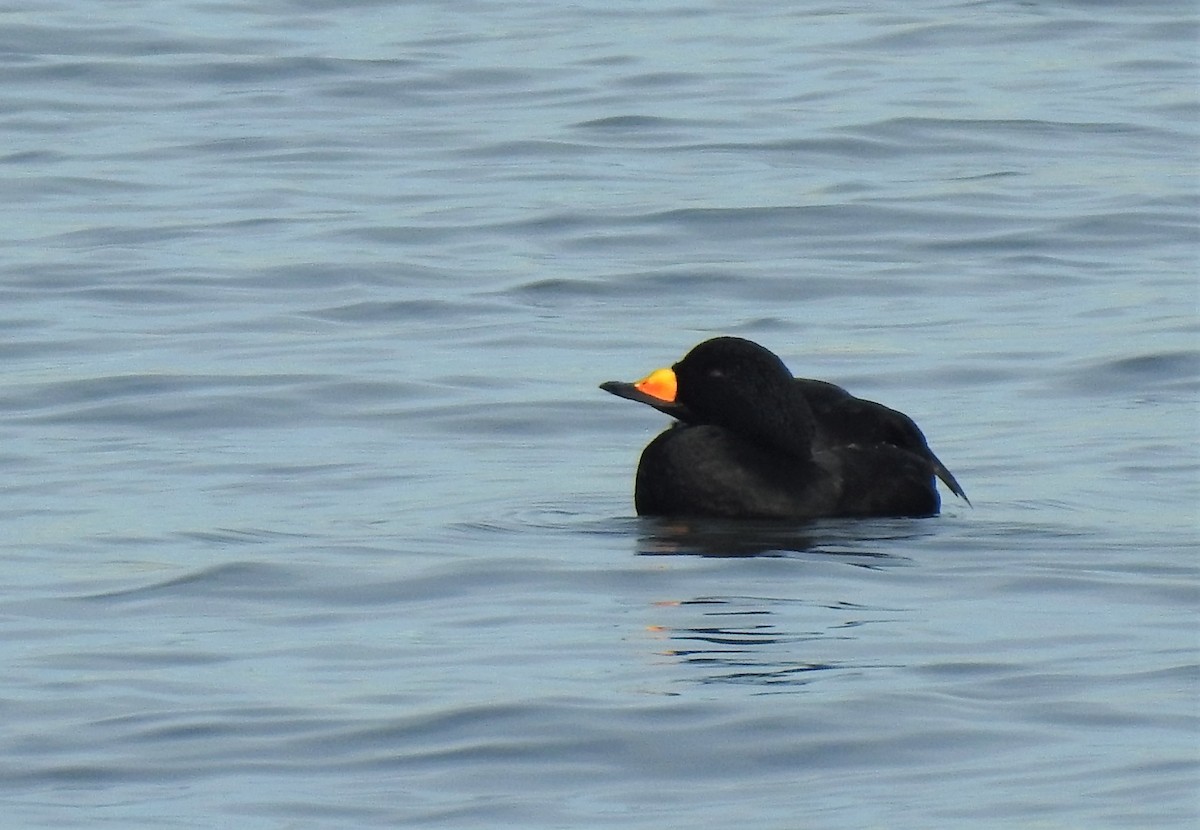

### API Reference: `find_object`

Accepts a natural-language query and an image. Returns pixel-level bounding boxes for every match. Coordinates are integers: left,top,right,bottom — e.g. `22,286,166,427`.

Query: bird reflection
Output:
645,596,892,690
636,515,925,562
629,518,924,689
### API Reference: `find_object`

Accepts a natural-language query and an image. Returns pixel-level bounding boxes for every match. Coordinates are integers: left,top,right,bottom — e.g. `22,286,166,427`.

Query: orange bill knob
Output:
633,367,677,403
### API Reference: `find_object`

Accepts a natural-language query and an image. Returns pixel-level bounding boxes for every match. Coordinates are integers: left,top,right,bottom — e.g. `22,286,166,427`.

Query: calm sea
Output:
2,1,1197,827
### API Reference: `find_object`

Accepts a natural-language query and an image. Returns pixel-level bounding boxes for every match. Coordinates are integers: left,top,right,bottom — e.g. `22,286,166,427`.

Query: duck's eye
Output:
707,367,727,379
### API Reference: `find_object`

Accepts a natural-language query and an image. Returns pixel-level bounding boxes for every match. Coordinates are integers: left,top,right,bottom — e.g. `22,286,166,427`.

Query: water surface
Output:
1,1,1197,828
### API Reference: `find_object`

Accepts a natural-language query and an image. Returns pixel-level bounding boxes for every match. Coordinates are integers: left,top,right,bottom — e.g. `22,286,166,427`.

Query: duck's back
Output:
798,378,967,502
798,379,927,451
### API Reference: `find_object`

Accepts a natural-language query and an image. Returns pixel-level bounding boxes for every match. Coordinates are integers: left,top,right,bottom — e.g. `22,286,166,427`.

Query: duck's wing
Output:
794,378,970,504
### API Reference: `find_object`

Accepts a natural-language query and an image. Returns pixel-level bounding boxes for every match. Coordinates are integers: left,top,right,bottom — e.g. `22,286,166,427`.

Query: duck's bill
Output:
600,379,679,410
600,372,694,421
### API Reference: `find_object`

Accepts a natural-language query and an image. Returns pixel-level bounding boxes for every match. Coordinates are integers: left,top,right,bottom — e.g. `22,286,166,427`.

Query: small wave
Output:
79,561,298,602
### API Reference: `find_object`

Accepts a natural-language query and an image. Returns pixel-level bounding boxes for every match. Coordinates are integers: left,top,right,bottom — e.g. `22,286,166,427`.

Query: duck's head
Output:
601,336,816,458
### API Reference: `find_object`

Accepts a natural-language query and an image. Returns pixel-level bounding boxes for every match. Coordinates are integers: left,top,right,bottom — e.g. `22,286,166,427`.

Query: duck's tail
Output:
930,454,970,506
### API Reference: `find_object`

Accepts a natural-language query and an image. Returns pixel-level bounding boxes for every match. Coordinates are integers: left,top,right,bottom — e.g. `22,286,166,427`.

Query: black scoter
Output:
600,336,968,520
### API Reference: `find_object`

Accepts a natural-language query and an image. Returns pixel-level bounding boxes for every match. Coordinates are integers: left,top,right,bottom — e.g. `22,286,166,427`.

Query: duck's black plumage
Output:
600,336,968,520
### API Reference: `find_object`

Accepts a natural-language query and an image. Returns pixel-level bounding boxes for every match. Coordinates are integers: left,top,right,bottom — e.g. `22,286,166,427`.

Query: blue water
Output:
2,1,1197,827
